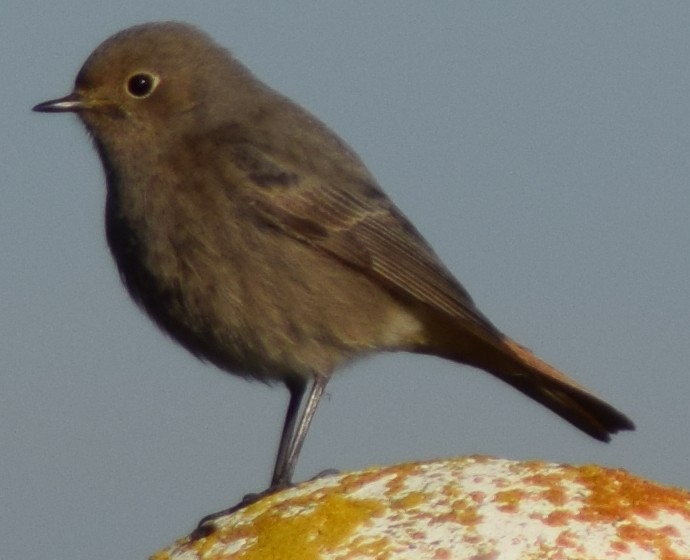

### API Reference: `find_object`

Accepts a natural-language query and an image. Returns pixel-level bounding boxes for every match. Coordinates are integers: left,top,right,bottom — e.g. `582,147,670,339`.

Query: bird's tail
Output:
492,337,635,441
423,321,635,441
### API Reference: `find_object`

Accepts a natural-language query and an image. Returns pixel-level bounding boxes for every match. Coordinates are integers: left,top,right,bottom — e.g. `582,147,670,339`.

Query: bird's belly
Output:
117,222,423,383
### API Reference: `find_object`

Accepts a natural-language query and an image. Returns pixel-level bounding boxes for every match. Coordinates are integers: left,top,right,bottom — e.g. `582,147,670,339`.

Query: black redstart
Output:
34,22,633,501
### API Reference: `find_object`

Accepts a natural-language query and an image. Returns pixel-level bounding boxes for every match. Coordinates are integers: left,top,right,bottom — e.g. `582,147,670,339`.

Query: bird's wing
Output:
213,134,503,341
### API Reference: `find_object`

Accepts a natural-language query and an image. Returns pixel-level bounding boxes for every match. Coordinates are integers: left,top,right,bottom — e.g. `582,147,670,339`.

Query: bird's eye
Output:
126,72,159,98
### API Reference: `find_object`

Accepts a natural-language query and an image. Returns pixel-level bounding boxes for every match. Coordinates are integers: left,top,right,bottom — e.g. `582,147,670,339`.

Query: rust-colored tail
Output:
423,317,635,441
494,338,634,441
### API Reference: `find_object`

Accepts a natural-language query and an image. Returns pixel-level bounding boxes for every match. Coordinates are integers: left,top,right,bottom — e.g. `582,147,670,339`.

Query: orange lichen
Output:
554,529,579,550
346,534,391,557
611,539,630,553
432,547,451,559
468,491,486,504
543,508,571,527
494,489,526,513
152,456,690,559
242,493,382,559
617,523,686,560
577,465,690,522
391,490,427,510
440,497,482,526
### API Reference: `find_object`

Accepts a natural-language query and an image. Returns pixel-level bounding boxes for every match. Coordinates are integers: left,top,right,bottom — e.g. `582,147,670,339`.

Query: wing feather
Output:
214,135,502,340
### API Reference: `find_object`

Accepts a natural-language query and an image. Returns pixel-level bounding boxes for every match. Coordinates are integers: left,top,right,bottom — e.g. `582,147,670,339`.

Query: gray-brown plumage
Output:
34,22,633,495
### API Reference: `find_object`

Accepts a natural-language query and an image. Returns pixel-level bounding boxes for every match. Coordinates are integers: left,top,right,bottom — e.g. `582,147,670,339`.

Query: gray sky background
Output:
3,2,690,558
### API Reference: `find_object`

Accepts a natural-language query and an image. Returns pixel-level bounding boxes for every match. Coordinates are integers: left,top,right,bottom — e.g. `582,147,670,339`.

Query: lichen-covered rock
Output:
152,456,690,559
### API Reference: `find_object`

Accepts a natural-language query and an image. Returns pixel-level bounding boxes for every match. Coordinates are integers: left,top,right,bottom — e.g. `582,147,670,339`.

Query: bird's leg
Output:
193,377,327,539
271,375,328,488
270,378,308,488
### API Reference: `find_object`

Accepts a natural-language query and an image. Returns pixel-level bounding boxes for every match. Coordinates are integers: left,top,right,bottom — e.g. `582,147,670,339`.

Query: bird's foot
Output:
308,468,340,481
190,483,291,541
189,470,339,541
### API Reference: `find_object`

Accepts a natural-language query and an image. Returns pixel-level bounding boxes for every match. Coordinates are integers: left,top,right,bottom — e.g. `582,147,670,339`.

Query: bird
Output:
33,21,634,502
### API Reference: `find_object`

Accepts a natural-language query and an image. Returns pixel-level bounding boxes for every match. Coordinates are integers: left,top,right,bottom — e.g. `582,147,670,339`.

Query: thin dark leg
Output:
190,377,328,540
270,378,307,488
192,378,312,538
272,376,328,488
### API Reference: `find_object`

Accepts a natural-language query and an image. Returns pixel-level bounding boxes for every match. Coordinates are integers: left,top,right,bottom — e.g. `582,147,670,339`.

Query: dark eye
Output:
126,73,159,98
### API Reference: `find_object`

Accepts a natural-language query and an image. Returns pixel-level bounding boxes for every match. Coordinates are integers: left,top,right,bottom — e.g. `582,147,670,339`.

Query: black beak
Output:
33,92,87,113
